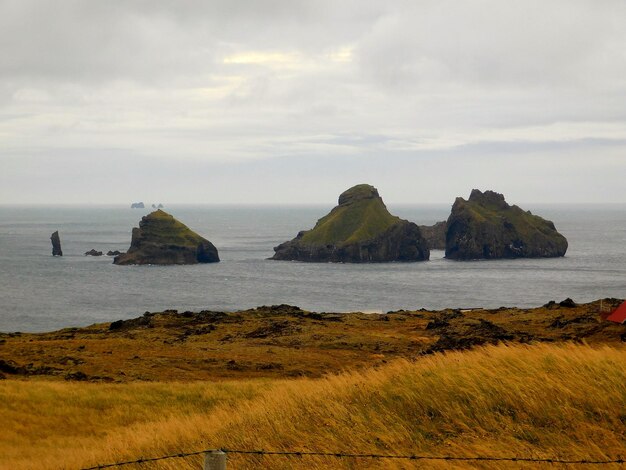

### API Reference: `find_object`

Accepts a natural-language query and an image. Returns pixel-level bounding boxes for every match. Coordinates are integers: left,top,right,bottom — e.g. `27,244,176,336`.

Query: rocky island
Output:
272,184,429,262
445,189,568,260
113,210,219,265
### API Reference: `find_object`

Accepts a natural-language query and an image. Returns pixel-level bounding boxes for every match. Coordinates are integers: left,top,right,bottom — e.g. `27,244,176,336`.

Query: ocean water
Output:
0,204,624,333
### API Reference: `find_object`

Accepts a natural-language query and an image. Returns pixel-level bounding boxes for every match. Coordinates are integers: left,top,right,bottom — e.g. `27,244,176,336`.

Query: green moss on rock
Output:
114,210,219,265
445,190,568,260
272,184,429,263
300,185,401,245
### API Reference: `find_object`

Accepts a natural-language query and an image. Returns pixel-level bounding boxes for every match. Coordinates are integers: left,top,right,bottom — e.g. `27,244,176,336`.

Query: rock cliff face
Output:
50,231,62,256
445,189,568,260
272,184,429,263
418,221,447,250
114,210,219,265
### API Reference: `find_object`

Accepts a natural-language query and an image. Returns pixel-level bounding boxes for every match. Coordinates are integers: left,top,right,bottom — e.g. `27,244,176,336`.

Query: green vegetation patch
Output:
300,197,400,246
139,210,208,246
463,200,557,239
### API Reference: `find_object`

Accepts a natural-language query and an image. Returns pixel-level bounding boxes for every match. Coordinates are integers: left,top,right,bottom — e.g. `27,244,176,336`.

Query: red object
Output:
607,301,626,324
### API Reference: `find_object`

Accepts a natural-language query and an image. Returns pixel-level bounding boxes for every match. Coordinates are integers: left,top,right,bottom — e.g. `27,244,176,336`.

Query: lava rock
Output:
559,298,577,308
84,249,103,256
65,371,88,381
427,319,515,352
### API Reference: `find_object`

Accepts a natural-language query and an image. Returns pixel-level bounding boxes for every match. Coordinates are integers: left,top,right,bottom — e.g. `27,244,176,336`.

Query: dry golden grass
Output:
2,342,626,469
0,379,276,469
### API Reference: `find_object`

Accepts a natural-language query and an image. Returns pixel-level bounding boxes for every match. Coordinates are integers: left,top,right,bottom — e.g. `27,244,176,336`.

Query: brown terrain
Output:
1,298,624,383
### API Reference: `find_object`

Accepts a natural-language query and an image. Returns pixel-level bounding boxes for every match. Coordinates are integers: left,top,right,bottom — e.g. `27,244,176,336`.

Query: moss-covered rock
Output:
445,189,568,260
114,210,219,265
272,184,429,262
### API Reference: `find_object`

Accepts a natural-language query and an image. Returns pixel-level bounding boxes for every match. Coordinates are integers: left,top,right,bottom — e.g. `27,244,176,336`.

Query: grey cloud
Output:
4,0,626,92
356,0,625,89
0,1,219,84
3,137,623,204
0,0,377,85
1,0,626,204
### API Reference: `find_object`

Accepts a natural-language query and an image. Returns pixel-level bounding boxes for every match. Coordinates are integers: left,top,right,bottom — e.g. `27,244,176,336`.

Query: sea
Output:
0,204,624,333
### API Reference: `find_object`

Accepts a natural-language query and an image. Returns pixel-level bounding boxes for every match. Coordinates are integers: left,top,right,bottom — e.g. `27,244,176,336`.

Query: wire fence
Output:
81,447,626,469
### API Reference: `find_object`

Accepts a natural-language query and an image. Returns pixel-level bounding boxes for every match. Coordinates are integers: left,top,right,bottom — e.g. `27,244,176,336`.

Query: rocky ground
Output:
1,298,624,383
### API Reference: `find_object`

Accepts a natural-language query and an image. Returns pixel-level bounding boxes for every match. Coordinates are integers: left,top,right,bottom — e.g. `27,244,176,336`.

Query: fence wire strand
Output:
82,448,626,469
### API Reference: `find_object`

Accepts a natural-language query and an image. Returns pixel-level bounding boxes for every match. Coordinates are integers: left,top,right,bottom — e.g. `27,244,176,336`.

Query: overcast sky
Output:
1,0,625,204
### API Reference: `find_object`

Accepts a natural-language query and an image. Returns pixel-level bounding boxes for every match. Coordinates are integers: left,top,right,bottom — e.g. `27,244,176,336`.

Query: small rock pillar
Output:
51,231,63,256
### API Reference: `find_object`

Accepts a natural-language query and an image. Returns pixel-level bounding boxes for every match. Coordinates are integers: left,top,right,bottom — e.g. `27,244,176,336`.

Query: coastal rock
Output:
426,318,515,353
445,189,568,260
113,209,219,265
106,250,122,256
418,221,447,250
50,231,63,256
84,249,103,256
272,184,429,263
130,202,145,209
559,298,577,308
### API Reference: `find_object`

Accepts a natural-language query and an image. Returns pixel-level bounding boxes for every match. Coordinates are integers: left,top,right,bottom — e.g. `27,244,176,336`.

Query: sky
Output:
1,0,625,205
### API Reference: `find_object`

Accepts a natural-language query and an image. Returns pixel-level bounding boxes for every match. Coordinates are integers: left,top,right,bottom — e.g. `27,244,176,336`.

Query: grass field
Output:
2,342,626,469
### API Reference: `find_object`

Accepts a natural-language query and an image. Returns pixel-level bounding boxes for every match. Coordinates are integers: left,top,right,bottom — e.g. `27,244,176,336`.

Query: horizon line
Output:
1,201,625,207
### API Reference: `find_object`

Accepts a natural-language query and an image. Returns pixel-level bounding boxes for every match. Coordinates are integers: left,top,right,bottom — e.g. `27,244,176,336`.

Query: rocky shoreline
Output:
1,298,623,383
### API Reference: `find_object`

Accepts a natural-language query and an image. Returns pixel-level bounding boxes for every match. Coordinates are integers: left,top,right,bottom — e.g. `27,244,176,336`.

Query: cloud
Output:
358,1,625,87
1,0,625,203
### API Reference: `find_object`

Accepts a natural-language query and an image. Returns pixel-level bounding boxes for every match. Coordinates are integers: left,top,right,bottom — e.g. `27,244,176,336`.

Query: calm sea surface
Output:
0,204,624,332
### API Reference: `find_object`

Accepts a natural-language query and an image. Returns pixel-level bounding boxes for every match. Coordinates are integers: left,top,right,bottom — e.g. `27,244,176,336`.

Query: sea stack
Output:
272,184,430,263
445,189,568,260
50,231,62,256
114,210,219,265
